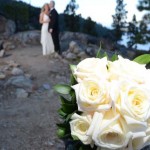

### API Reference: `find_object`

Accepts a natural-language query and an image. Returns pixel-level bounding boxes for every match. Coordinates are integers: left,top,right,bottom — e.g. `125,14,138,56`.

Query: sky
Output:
21,0,145,28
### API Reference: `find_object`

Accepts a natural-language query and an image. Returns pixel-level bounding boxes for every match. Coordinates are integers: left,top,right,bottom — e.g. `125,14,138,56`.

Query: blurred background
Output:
0,0,150,51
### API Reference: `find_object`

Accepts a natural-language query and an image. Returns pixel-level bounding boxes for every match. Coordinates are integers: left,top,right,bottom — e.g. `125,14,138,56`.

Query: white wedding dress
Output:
41,14,54,55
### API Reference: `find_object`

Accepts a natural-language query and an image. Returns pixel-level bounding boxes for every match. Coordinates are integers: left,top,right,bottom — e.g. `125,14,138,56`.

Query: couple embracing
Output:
39,1,61,56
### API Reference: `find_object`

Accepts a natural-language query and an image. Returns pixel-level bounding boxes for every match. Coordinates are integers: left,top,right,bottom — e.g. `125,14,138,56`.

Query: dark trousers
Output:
51,30,61,54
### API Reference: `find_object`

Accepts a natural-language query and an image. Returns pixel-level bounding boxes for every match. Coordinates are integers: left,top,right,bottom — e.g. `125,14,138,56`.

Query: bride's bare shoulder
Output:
40,12,44,16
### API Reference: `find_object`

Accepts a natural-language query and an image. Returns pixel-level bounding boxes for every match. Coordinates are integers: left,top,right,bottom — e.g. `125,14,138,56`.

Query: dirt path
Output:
0,45,70,150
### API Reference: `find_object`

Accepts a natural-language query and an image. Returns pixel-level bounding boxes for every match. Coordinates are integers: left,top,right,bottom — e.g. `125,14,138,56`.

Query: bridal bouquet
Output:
55,52,150,150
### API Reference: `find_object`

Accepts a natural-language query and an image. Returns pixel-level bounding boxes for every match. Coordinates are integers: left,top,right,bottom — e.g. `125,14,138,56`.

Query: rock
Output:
0,49,5,58
5,20,16,36
72,47,80,54
25,74,35,80
0,72,6,79
11,67,24,76
0,94,3,99
16,88,28,98
47,90,54,98
62,51,68,57
9,30,41,46
44,141,54,146
0,15,16,37
69,41,77,51
42,83,51,90
126,50,136,59
60,31,75,41
60,31,99,45
3,41,16,50
0,80,5,87
53,52,62,59
7,60,19,67
0,15,6,33
2,66,10,71
86,47,98,56
60,32,100,52
66,52,77,60
77,51,87,58
5,75,34,92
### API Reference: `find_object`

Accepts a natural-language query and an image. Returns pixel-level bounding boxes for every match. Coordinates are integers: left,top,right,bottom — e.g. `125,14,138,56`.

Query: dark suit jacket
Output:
48,9,59,31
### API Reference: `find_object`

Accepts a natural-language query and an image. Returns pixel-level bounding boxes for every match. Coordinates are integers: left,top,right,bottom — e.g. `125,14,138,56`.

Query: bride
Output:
39,3,54,56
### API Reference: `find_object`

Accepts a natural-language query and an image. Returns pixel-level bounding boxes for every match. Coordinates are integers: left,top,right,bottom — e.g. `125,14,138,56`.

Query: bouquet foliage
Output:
54,51,150,150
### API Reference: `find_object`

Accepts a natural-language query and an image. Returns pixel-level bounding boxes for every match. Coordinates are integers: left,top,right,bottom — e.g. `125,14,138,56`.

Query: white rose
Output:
72,79,112,112
70,113,92,145
119,85,150,132
97,138,134,150
91,111,132,150
108,56,149,84
74,57,108,82
132,119,150,150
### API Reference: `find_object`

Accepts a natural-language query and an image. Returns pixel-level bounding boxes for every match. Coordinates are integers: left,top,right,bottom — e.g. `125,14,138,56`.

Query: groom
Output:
49,0,61,55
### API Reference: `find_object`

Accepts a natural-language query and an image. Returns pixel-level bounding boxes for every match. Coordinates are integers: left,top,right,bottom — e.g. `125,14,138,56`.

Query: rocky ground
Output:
0,45,73,150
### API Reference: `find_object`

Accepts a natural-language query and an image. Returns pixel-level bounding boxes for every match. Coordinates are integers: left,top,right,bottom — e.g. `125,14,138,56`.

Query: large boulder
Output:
5,20,16,36
5,75,34,92
3,41,16,50
9,30,41,46
0,15,6,34
0,15,16,36
60,31,100,45
62,40,88,61
60,31,100,51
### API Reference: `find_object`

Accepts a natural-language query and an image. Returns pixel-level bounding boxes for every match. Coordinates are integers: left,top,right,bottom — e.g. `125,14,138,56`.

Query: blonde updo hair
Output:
41,3,49,13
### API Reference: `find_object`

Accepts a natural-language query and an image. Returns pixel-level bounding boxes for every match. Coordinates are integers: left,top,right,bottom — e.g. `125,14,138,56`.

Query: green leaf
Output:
133,54,150,64
103,52,108,58
62,103,76,113
70,90,76,104
60,96,71,104
70,64,77,73
79,147,83,150
57,128,66,138
96,42,102,58
96,50,101,58
54,84,72,95
111,53,118,61
57,123,68,128
66,113,74,122
70,65,77,85
57,122,71,138
58,108,67,117
70,74,77,85
72,135,79,141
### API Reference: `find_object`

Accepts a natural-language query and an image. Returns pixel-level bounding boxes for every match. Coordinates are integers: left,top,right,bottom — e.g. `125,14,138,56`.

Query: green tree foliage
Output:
0,0,40,31
137,0,150,44
4,1,29,31
83,17,97,36
28,5,41,30
64,0,80,32
127,15,140,48
138,0,150,11
112,0,128,41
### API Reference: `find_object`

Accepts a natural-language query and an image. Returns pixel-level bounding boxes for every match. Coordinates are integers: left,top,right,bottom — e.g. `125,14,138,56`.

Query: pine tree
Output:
112,0,128,41
64,0,80,32
83,17,97,36
127,15,140,48
4,1,29,31
137,0,150,43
